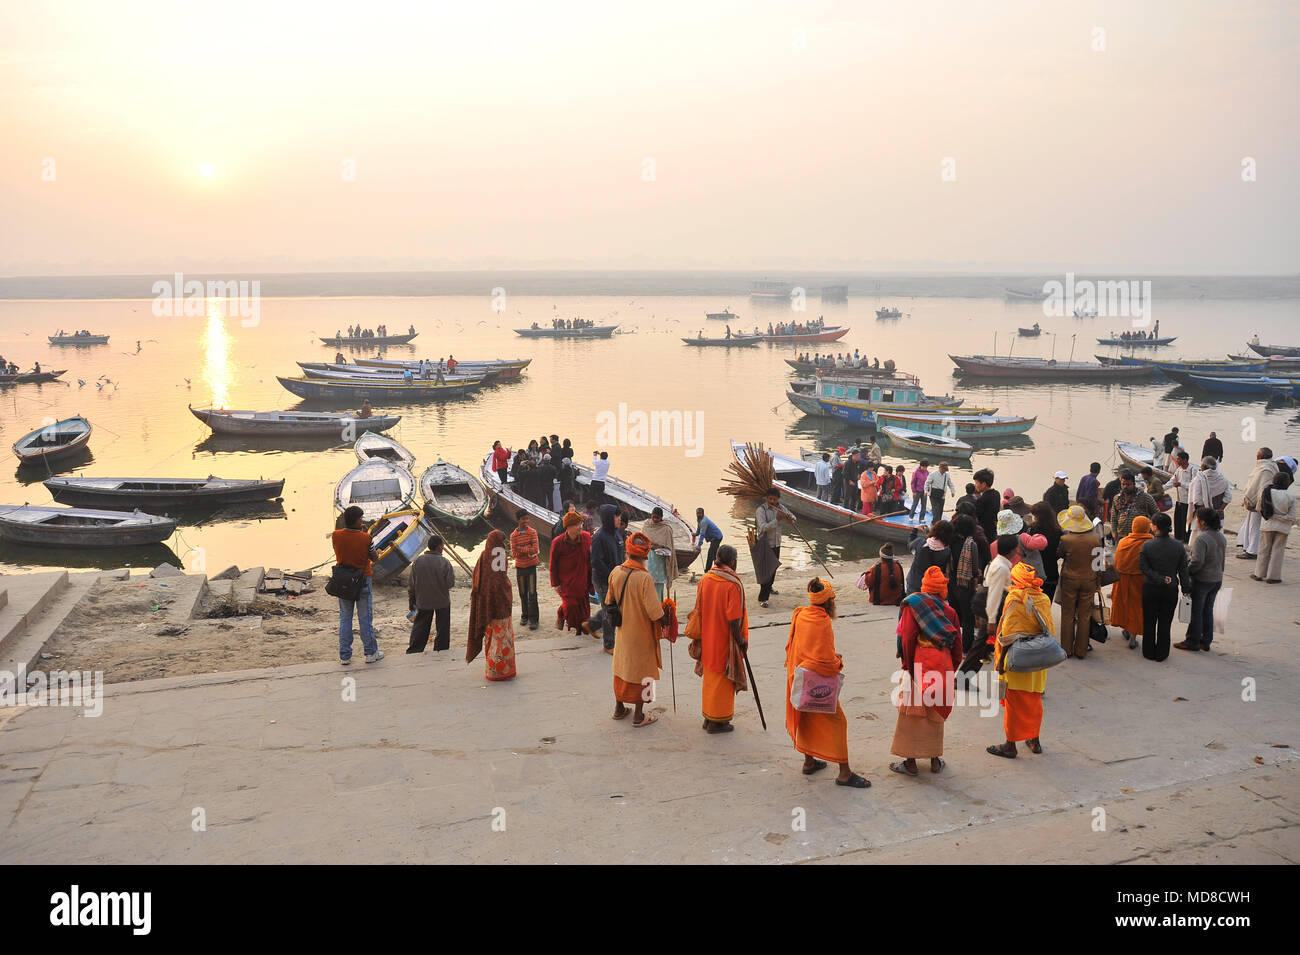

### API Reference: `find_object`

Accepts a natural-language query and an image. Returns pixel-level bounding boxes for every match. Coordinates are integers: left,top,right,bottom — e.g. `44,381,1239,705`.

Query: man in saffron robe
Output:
1111,515,1153,648
609,532,667,727
690,544,749,734
784,578,869,788
549,511,592,634
988,562,1052,758
891,566,962,776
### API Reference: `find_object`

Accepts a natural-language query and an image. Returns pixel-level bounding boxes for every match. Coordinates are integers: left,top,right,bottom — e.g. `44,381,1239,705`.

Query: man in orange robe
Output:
608,532,667,728
691,544,749,734
784,579,869,788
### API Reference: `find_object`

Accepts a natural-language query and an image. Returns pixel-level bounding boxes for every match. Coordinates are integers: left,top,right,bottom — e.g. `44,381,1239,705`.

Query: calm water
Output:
1,294,1297,575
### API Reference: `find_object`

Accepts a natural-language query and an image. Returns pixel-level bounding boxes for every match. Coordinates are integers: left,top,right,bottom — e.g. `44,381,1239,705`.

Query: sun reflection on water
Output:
202,302,234,407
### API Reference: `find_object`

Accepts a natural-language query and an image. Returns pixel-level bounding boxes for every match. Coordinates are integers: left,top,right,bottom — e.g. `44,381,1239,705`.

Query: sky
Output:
1,0,1297,276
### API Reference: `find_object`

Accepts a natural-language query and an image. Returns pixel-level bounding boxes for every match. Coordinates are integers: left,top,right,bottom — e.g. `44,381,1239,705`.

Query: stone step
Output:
0,571,104,672
0,570,72,667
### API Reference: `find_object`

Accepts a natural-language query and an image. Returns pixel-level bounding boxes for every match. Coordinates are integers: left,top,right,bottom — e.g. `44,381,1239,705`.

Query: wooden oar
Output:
423,515,475,577
825,509,910,532
779,507,834,578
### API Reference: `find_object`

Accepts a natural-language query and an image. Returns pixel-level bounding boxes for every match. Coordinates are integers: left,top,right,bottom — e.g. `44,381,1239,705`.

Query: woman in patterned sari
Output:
891,566,963,776
467,529,516,681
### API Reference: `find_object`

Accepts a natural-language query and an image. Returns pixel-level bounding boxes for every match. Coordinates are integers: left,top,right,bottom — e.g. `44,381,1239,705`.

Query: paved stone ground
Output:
1,555,1297,864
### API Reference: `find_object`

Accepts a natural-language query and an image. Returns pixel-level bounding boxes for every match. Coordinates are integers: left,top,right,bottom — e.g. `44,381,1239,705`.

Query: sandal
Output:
631,713,658,728
986,744,1017,759
802,759,828,775
611,705,629,721
889,761,919,776
835,773,870,788
930,757,945,773
1026,738,1042,754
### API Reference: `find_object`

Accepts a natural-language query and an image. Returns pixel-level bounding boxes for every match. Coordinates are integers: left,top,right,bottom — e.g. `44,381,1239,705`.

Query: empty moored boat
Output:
1247,342,1300,359
335,460,416,522
879,426,974,459
681,334,762,347
0,505,177,547
1114,439,1173,482
368,509,434,582
189,406,401,438
354,433,415,469
420,459,488,527
950,355,1157,381
12,416,92,466
278,375,483,401
874,410,1036,438
43,476,285,510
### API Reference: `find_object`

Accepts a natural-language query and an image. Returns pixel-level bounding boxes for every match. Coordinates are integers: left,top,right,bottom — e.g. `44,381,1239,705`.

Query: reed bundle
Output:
718,442,777,500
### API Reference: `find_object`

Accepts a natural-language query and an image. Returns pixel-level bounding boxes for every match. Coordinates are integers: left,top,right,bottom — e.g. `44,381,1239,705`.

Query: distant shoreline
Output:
1,270,1298,301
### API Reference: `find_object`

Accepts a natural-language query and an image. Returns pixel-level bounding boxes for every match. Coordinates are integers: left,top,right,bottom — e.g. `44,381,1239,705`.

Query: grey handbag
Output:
1003,600,1068,672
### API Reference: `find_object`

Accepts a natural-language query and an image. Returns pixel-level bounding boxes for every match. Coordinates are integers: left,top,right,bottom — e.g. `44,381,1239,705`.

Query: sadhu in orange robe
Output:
692,563,749,723
784,603,848,763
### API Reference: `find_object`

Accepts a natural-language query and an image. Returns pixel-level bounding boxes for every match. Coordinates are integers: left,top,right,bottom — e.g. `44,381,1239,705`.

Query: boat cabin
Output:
813,379,923,405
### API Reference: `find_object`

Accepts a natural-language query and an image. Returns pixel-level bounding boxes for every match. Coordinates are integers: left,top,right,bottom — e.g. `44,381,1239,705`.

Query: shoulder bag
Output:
1003,599,1068,672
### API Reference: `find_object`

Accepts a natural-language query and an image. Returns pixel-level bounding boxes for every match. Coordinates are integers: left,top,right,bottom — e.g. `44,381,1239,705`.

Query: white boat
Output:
354,432,415,469
879,426,973,459
335,460,416,521
0,505,177,548
419,459,488,528
1114,439,1173,482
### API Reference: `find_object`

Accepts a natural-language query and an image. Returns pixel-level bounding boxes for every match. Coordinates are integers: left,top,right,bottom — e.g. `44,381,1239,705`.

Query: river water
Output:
1,292,1296,575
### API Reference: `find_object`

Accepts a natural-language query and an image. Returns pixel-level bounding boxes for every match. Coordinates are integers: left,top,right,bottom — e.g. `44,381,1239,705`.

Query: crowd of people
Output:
797,350,888,370
767,315,826,337
536,317,598,330
52,328,98,338
1107,320,1162,341
327,424,1296,792
340,323,413,339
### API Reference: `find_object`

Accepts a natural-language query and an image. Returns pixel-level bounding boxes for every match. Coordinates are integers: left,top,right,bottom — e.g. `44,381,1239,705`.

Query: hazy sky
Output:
1,0,1297,275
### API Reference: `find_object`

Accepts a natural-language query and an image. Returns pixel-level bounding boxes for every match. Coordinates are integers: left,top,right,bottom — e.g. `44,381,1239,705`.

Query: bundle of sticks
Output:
718,442,832,578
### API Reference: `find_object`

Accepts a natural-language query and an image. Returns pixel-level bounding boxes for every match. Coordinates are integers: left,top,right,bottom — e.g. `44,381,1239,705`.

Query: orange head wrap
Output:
1010,561,1043,591
1129,515,1151,537
625,532,651,558
921,565,948,595
808,579,835,605
562,511,583,529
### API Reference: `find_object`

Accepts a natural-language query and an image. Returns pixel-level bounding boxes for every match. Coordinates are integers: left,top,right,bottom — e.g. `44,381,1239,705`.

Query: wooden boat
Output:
48,333,109,345
1004,288,1040,300
727,440,917,543
12,416,92,466
513,324,617,338
706,308,737,320
760,326,849,344
1018,325,1042,337
368,508,433,582
1095,336,1177,347
876,307,902,319
354,433,415,469
43,476,284,510
1247,342,1300,359
880,426,973,460
784,358,904,375
1104,356,1268,374
335,460,416,522
189,406,401,437
1115,440,1172,482
419,459,488,527
874,410,1036,438
354,357,531,377
1184,374,1300,398
320,332,418,347
479,454,699,569
0,505,177,548
0,369,67,386
298,364,485,385
277,376,482,401
680,334,762,347
949,355,1156,381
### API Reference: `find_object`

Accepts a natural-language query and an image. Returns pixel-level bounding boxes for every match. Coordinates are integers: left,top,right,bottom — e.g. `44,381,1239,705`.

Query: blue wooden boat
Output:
277,376,482,401
874,410,1036,438
1115,356,1268,373
1184,374,1300,398
368,509,433,582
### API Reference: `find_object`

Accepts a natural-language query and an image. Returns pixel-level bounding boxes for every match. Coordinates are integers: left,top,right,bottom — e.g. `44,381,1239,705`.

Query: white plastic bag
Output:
1176,592,1192,624
1214,587,1232,634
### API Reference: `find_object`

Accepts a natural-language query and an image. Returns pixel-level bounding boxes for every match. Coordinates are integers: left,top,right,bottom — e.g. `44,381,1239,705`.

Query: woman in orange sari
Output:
988,562,1052,758
784,578,869,788
467,529,516,681
1111,515,1152,649
891,566,963,776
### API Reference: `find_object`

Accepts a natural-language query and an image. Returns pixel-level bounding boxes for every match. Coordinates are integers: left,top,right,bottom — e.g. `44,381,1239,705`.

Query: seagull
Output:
77,379,86,387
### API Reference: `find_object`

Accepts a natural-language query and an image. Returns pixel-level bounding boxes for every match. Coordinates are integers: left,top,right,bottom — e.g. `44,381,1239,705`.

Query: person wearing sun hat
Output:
784,578,869,788
987,561,1053,759
1056,504,1102,659
892,566,962,776
992,508,1047,582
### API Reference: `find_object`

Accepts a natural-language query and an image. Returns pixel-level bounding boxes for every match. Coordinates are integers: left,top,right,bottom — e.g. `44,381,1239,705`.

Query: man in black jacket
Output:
1043,470,1070,514
973,468,999,542
1201,431,1224,463
584,504,626,653
1137,512,1189,662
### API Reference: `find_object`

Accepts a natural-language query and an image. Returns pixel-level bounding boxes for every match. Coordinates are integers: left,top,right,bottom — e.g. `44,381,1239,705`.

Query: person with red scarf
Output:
466,530,515,681
549,511,592,633
891,566,962,776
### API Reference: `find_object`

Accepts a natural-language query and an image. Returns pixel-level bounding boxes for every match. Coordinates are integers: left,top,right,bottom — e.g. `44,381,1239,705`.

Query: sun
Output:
198,162,215,178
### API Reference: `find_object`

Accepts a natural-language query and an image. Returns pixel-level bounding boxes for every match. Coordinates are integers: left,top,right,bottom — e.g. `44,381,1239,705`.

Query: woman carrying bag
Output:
988,562,1060,759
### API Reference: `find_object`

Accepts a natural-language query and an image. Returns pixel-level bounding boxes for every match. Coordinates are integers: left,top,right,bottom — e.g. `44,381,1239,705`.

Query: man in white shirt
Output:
923,461,958,522
591,450,611,500
814,452,833,501
1167,450,1197,543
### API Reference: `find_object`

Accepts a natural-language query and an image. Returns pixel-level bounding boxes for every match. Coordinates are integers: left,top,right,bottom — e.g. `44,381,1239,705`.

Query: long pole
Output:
424,515,475,577
741,648,766,730
825,508,909,532
1068,333,1077,365
781,508,834,578
668,585,678,714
